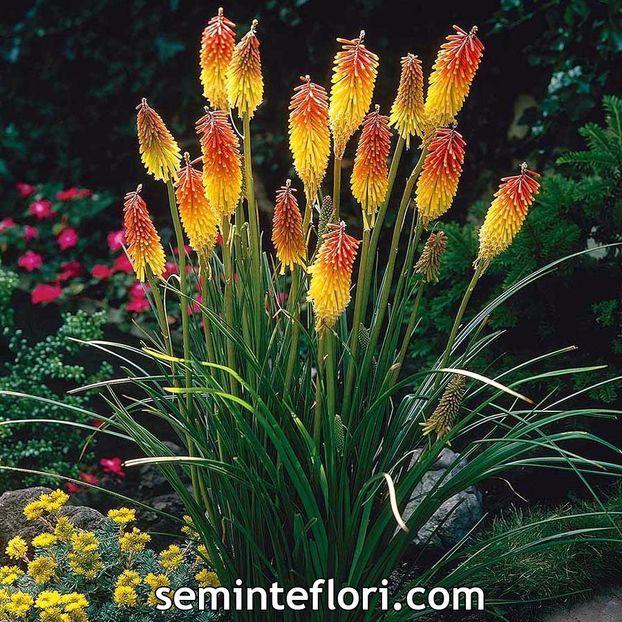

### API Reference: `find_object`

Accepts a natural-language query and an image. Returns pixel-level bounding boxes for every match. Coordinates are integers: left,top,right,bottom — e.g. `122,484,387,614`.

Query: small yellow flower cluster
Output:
1,590,34,618
119,527,151,553
5,535,28,560
67,532,103,579
28,556,57,585
0,565,24,586
159,544,184,570
32,533,58,548
23,490,69,520
145,573,170,606
34,591,89,622
181,514,199,539
107,507,136,526
195,569,221,588
113,570,141,608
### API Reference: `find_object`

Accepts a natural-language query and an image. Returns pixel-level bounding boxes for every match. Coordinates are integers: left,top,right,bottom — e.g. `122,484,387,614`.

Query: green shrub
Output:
409,95,622,403
0,267,112,488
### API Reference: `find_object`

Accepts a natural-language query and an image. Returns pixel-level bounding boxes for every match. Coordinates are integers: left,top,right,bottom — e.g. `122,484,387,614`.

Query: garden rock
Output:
405,449,482,552
0,487,108,563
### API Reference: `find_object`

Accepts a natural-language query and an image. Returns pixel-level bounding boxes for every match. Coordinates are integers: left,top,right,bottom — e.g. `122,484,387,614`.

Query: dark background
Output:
2,0,619,223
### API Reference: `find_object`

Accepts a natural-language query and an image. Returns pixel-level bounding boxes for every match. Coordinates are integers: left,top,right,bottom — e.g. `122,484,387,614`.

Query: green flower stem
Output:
220,217,239,398
242,112,262,350
146,268,172,359
313,332,326,447
332,157,342,220
372,136,405,236
200,264,216,364
166,180,201,501
391,281,425,384
284,266,301,395
434,261,485,390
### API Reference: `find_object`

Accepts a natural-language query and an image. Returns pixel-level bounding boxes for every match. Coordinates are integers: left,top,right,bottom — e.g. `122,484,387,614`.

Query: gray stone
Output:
404,448,483,552
0,487,108,563
544,587,622,622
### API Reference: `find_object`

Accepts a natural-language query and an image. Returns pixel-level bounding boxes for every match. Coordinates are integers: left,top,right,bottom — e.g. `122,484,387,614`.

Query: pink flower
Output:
56,187,93,201
129,281,148,299
16,182,35,198
29,199,54,220
174,244,193,256
79,472,99,486
216,232,223,246
32,284,63,304
163,262,178,279
127,297,150,313
187,294,203,315
57,227,78,250
112,253,133,273
58,260,81,281
23,225,39,241
106,229,126,252
99,457,126,479
66,482,82,494
18,250,43,272
91,264,113,279
0,217,16,233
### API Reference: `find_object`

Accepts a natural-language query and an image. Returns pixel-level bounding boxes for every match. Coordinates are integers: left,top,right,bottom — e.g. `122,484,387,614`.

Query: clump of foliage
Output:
462,487,622,619
410,95,622,403
0,489,219,621
0,267,112,488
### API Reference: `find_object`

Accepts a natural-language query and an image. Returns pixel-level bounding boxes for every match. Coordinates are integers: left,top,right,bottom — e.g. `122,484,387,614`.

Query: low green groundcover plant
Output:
0,267,111,488
3,9,621,622
0,489,219,621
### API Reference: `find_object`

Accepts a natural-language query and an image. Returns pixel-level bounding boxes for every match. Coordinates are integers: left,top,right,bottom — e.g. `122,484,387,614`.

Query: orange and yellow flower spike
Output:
136,99,181,182
425,25,484,127
351,105,392,230
123,185,165,282
308,222,360,331
200,8,236,110
477,163,540,264
272,180,306,274
175,153,219,261
390,54,427,148
329,31,379,159
415,127,466,227
289,76,331,205
226,19,264,118
196,109,242,219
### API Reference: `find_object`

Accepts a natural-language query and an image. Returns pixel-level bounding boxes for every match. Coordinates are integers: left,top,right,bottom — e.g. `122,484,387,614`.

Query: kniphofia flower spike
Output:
196,108,243,219
390,53,427,147
289,76,331,205
416,127,466,227
329,31,379,159
272,180,306,274
226,19,264,118
425,25,484,127
308,222,360,330
351,105,392,230
123,185,165,282
136,99,181,182
477,163,541,264
200,8,236,110
175,153,219,261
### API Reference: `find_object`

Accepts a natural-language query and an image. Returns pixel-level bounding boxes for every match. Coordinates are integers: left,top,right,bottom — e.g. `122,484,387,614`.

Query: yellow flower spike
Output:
477,163,541,265
175,153,219,261
288,75,331,205
415,127,466,227
420,374,466,440
200,7,236,110
123,185,166,282
415,231,448,283
196,108,243,219
329,31,379,159
272,180,306,274
425,25,484,127
136,98,181,182
226,19,264,118
390,53,427,147
308,222,360,331
351,105,392,230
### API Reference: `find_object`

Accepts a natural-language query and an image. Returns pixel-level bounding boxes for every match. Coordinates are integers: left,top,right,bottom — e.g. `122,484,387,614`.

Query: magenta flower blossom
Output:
91,264,113,279
16,182,35,198
32,283,63,304
113,254,133,273
0,217,16,233
107,229,126,252
58,260,82,281
18,250,43,272
29,199,54,220
99,457,126,478
57,227,78,250
24,225,39,241
56,187,93,200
